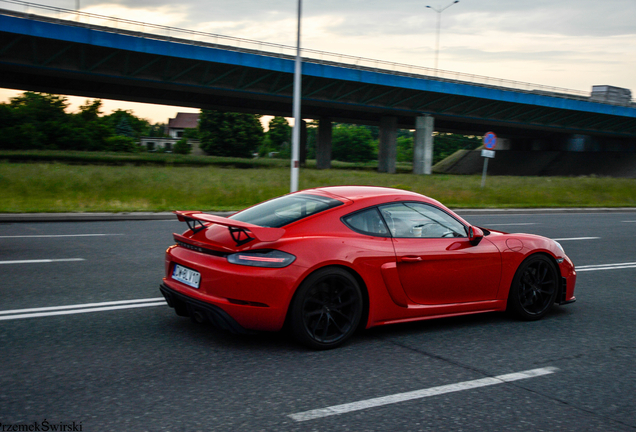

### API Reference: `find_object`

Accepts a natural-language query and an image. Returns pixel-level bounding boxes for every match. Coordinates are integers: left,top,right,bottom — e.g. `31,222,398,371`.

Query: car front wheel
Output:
290,267,363,350
508,254,559,320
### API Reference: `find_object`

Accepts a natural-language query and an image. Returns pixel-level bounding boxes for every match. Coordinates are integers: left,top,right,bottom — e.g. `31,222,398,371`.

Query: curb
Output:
454,207,636,216
1,208,635,222
0,211,235,223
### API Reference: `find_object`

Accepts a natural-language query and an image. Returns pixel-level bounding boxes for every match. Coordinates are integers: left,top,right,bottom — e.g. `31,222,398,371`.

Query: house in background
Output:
140,112,204,155
166,112,199,138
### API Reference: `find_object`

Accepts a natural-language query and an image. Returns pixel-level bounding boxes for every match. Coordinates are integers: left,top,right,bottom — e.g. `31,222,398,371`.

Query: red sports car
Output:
160,186,576,349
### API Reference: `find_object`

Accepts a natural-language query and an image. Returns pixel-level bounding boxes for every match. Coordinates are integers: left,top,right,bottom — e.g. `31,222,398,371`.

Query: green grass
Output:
1,160,635,212
0,150,414,172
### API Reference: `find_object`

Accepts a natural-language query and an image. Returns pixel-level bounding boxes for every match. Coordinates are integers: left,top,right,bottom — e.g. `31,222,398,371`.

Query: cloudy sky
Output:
2,0,635,122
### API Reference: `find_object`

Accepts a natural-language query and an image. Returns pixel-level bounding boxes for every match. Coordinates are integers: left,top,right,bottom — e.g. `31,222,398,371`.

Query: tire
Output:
290,267,363,350
507,254,559,320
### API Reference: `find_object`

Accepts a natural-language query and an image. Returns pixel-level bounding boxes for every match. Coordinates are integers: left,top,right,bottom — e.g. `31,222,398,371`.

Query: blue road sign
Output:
484,132,497,150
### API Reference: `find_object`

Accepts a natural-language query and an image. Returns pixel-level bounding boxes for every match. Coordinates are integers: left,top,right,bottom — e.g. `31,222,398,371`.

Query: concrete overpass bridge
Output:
1,0,635,174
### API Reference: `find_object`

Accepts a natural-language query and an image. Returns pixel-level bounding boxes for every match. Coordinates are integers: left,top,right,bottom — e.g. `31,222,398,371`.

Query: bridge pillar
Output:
414,115,434,175
316,117,332,169
378,116,397,173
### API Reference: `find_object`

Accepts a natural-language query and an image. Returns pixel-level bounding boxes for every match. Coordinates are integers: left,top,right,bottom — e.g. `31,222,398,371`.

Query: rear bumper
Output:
160,283,253,334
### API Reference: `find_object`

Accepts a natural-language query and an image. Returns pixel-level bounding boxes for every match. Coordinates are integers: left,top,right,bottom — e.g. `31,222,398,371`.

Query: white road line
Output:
289,367,559,422
0,298,166,321
0,297,166,315
484,223,538,226
623,221,636,223
576,262,636,272
552,237,600,241
0,258,85,265
0,234,124,238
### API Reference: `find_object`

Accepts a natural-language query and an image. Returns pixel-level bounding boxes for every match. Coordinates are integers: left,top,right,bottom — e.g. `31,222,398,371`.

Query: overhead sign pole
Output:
290,0,302,193
480,131,496,188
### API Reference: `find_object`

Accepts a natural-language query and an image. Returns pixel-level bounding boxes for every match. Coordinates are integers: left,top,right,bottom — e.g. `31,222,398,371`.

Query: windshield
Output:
230,194,343,228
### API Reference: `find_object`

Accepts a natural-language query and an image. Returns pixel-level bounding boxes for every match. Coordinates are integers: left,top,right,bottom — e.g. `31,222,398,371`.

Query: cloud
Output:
79,3,189,26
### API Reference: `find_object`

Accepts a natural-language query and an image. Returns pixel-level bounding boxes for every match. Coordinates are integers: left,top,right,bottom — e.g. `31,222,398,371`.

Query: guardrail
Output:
1,0,633,106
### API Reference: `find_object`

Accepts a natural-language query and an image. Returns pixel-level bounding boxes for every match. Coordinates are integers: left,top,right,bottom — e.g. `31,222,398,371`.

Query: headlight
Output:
227,250,296,268
554,240,564,253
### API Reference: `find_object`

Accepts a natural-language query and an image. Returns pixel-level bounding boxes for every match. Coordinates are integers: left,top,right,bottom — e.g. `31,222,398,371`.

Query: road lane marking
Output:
484,223,538,226
552,237,600,241
289,367,559,422
0,234,124,238
623,221,636,223
0,298,166,315
576,262,636,272
0,298,166,321
0,258,85,265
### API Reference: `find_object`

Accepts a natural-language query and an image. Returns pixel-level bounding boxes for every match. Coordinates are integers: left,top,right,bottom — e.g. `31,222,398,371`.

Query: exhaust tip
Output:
191,310,207,324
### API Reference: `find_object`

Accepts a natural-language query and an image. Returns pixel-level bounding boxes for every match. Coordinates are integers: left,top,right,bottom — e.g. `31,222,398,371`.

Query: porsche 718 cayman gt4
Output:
160,186,576,349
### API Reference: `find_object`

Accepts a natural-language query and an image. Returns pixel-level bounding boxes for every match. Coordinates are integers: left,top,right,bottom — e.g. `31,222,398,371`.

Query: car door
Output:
381,202,502,305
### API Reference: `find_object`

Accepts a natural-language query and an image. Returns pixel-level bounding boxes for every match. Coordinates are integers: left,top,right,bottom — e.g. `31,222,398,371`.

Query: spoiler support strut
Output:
183,217,207,234
174,211,285,245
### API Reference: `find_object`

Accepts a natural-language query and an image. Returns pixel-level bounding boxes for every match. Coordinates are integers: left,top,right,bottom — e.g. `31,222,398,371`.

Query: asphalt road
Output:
1,211,635,431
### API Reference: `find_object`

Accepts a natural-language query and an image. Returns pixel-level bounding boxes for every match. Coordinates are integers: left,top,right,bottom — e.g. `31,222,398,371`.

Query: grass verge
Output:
1,161,635,212
0,150,413,172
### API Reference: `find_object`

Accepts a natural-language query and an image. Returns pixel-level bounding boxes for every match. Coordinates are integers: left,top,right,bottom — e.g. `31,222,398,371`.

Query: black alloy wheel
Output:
290,267,363,350
508,254,559,320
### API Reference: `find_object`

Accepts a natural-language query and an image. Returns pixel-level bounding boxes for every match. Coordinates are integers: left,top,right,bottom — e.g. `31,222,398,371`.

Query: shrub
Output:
104,136,139,153
173,138,192,155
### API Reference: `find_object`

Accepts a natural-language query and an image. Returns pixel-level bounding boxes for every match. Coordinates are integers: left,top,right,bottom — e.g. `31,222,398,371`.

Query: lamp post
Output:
426,0,458,72
290,0,302,192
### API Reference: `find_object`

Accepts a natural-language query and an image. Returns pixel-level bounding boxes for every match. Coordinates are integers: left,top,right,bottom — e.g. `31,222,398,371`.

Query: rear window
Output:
230,193,343,228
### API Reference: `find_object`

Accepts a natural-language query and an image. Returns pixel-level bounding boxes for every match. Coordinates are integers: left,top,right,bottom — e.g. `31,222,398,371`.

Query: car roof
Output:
305,185,434,203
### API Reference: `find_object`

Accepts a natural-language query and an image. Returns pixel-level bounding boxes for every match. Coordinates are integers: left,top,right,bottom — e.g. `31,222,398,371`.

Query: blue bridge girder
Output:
1,8,635,141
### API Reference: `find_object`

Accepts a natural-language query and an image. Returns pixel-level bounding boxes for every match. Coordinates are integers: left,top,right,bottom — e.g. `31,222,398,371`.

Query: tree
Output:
396,136,413,162
0,92,167,152
147,123,167,137
268,117,291,147
104,109,150,140
331,124,376,163
3,92,71,150
77,99,103,122
305,120,319,160
68,99,112,151
198,110,264,158
260,116,291,157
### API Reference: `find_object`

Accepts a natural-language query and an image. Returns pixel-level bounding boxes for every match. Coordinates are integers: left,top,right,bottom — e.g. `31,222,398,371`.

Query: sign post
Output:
481,132,496,188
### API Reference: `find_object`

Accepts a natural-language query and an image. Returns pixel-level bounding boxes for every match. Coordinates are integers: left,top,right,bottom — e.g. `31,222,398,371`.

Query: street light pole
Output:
290,0,302,192
426,0,459,72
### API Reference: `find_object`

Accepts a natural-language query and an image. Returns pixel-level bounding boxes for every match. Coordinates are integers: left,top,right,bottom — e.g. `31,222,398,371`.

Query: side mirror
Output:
468,226,484,246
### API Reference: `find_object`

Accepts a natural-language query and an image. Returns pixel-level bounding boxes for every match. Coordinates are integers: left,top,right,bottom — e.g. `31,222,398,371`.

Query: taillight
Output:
227,250,296,268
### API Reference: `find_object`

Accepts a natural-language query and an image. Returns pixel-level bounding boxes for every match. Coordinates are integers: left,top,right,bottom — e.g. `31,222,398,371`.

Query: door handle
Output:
400,256,422,262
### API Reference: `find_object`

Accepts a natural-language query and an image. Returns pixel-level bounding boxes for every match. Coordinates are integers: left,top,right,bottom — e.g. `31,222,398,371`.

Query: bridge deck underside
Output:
0,14,635,141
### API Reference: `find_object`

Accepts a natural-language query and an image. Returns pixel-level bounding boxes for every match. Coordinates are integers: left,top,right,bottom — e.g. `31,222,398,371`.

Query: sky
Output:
1,0,635,123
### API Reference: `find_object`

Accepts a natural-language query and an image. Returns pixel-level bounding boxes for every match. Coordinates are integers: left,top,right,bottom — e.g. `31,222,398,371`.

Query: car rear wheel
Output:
290,267,363,350
508,254,559,320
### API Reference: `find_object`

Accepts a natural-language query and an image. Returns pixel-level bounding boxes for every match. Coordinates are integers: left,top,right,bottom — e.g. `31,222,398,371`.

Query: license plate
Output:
172,264,201,289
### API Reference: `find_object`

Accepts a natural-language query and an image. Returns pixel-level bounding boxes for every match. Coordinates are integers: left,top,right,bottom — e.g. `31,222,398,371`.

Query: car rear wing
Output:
174,211,285,246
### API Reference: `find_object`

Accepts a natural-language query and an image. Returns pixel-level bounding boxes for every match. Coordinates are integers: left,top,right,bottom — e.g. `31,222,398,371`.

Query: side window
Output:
378,202,467,238
342,208,389,236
